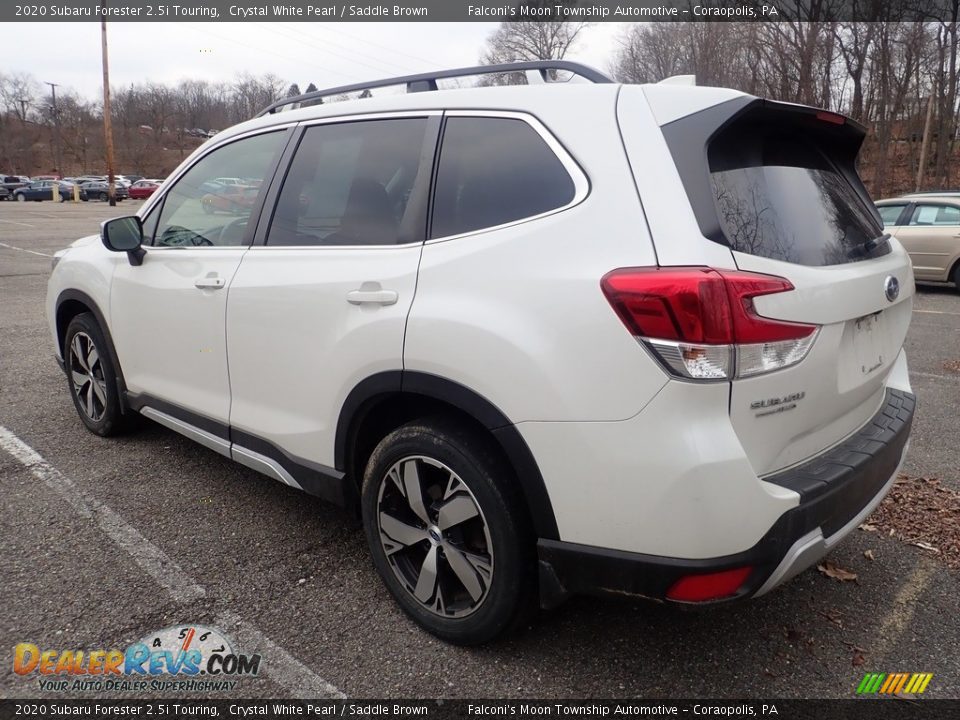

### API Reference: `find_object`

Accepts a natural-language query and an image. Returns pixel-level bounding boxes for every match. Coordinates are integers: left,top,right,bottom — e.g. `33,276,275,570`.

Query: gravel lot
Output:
1,200,959,700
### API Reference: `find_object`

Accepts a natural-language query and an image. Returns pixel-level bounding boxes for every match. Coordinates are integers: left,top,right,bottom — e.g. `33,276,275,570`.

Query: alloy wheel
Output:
377,455,494,618
68,332,108,422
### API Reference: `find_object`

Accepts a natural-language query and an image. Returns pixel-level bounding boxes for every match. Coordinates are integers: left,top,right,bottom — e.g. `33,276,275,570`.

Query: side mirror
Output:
101,216,146,266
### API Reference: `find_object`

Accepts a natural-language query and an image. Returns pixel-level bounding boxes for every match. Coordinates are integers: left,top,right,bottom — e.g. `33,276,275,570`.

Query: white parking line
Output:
871,560,937,665
0,242,52,257
0,425,345,699
914,309,960,316
0,425,205,604
0,219,36,227
217,612,346,699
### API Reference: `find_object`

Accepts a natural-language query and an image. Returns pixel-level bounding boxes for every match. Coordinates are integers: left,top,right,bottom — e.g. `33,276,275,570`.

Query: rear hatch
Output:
661,99,913,476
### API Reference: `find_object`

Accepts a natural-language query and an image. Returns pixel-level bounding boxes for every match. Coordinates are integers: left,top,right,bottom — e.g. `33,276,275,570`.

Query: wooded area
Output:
1,18,958,197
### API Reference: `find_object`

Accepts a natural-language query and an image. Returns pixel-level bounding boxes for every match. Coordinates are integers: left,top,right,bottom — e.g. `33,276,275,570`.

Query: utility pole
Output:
44,81,64,177
916,93,935,193
100,0,117,207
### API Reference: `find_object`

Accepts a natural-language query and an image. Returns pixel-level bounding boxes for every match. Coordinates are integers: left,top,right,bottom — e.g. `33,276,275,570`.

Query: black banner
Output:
2,0,956,23
3,700,960,720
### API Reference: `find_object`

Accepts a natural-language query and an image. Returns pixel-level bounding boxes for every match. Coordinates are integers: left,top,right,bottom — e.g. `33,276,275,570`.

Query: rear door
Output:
225,114,439,470
888,202,960,282
637,95,915,475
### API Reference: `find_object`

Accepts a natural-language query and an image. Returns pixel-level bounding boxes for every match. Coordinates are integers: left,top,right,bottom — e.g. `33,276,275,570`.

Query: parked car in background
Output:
0,186,9,201
2,175,31,195
197,176,247,195
14,180,87,202
80,181,129,202
903,190,960,198
128,179,162,199
73,175,106,185
32,174,62,182
876,195,960,290
123,175,144,184
200,184,258,214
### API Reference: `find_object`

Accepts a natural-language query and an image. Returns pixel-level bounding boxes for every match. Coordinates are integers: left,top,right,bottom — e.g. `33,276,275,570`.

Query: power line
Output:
183,24,363,85
295,23,442,68
251,23,420,79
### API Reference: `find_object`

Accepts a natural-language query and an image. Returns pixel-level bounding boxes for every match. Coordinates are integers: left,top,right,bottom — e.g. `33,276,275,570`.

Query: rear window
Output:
431,117,575,239
709,134,886,266
877,204,906,226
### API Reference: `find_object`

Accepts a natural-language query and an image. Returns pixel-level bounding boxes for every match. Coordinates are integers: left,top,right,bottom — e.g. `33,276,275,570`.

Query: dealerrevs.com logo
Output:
13,625,261,692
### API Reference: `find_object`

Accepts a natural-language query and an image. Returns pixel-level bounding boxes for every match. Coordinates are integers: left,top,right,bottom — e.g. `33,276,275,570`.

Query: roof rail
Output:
256,61,613,117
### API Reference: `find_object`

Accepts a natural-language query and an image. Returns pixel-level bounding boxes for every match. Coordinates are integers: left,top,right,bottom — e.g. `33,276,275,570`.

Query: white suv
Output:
47,62,916,644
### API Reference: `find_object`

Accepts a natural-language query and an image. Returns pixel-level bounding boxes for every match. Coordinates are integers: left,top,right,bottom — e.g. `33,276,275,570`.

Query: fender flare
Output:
55,289,130,411
336,371,560,540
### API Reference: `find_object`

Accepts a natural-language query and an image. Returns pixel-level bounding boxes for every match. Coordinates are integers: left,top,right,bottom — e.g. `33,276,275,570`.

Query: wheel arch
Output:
949,254,960,286
336,371,560,540
55,289,130,411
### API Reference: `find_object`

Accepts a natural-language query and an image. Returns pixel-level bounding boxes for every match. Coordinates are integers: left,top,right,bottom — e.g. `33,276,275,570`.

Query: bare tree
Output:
481,21,588,64
0,71,39,125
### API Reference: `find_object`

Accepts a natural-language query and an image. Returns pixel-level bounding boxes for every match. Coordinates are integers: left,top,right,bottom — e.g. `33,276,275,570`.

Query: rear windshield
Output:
709,134,887,266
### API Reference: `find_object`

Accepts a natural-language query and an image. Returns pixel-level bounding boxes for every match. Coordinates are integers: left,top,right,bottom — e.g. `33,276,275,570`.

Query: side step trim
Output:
140,407,231,459
231,444,304,491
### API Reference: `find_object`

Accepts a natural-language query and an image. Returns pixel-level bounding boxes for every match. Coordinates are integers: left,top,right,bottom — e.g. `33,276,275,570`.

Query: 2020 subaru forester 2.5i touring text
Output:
47,62,915,644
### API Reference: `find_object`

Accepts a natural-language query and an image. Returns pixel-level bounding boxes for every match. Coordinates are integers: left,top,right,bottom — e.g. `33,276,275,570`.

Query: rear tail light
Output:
601,267,818,381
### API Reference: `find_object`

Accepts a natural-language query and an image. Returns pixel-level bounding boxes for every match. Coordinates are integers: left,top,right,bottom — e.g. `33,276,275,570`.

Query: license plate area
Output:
852,311,887,376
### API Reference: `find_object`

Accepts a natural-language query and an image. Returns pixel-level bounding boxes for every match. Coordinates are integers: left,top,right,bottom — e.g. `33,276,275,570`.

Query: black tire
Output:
952,263,960,293
99,192,108,202
63,313,136,437
16,193,25,202
361,418,535,645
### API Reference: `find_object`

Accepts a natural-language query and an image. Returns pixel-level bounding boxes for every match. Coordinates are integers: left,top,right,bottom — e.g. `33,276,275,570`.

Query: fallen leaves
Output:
817,608,844,628
868,474,960,570
818,560,858,582
863,549,875,561
943,359,960,373
843,640,868,667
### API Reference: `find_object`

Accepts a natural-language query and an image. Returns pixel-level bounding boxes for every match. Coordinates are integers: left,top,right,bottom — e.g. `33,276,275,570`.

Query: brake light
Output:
601,267,818,380
666,566,753,602
815,110,845,125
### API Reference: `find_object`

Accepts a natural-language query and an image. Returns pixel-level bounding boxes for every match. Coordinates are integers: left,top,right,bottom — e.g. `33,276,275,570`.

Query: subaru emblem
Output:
884,276,900,302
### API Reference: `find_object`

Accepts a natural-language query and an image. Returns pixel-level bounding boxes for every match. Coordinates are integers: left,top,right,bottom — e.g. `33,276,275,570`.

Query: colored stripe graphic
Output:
857,672,933,695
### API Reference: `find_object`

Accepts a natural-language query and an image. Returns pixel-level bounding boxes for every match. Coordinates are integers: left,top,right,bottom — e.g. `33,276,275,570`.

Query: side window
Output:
431,117,576,239
909,204,960,226
153,131,285,248
877,204,905,227
268,118,429,246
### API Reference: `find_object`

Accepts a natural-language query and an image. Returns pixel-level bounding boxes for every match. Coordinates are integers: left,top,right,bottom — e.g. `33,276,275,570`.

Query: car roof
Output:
216,82,728,142
877,195,960,205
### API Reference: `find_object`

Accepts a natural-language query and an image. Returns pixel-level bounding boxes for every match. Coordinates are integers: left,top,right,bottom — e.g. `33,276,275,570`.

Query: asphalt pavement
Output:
1,200,959,700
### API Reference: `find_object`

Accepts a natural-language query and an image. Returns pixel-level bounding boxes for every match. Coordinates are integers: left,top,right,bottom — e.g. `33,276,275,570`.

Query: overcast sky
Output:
8,22,626,101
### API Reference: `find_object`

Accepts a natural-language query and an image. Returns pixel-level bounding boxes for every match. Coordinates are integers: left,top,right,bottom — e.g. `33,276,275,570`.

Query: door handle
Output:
347,287,398,306
195,275,225,290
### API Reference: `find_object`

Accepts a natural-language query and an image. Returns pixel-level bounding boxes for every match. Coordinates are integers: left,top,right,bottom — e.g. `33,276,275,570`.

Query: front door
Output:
110,129,289,425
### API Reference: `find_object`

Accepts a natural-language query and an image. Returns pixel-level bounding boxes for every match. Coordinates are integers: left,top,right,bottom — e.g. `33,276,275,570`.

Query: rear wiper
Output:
851,232,889,257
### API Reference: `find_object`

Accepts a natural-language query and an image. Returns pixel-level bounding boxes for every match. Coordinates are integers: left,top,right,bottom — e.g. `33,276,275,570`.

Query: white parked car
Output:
47,62,915,644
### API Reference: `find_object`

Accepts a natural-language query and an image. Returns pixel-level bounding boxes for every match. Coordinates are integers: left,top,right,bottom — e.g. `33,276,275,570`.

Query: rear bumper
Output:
537,389,915,608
